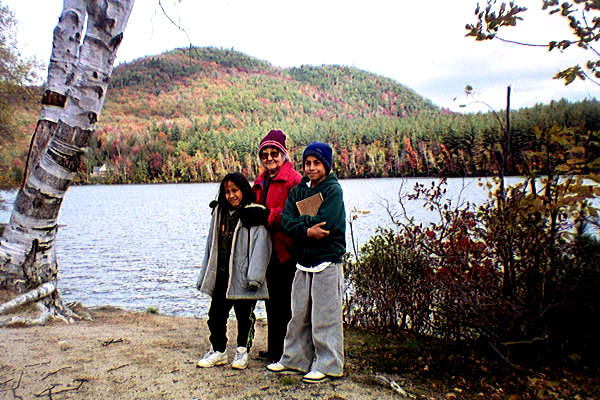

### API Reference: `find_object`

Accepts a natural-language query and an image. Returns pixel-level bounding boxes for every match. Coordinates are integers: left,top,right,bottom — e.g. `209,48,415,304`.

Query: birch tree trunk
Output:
0,0,134,322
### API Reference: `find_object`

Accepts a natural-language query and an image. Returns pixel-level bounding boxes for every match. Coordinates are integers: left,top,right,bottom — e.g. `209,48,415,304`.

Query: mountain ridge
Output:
107,45,438,119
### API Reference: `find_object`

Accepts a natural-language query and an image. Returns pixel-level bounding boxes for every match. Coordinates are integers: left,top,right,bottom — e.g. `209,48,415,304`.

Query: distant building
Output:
92,164,108,177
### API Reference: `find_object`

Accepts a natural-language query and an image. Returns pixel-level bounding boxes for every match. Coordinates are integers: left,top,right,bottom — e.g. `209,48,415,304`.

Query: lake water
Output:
0,176,553,317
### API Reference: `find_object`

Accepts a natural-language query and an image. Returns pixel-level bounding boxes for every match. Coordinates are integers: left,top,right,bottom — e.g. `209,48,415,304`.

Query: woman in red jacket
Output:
250,129,302,361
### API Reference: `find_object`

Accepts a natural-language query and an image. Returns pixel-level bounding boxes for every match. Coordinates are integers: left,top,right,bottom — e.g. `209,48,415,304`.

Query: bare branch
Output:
157,0,193,46
41,367,72,381
494,36,549,47
467,1,600,86
107,364,130,373
488,341,530,372
101,338,124,346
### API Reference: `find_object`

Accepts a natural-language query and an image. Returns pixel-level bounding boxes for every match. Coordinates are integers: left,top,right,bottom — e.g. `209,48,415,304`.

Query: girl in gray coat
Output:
196,173,272,370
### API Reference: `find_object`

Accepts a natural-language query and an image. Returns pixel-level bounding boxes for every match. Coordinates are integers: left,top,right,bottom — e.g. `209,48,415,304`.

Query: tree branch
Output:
157,0,193,46
494,36,549,47
488,341,532,372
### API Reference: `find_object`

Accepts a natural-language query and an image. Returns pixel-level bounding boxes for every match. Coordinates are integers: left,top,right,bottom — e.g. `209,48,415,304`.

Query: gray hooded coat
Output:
196,203,271,300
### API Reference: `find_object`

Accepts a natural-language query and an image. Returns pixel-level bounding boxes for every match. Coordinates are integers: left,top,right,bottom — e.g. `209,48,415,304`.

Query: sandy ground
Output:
0,306,419,400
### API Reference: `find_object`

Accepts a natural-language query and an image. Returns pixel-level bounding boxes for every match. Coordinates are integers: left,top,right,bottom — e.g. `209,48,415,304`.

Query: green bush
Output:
344,228,432,333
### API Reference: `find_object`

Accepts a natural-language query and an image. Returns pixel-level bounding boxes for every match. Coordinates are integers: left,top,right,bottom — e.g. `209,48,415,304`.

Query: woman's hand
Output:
307,221,329,240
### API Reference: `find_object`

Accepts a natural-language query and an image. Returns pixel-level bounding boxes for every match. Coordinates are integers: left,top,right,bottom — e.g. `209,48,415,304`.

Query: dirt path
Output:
0,306,421,400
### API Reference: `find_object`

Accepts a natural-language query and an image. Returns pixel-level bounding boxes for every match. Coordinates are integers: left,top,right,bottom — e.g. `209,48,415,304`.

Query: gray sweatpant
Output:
279,262,344,377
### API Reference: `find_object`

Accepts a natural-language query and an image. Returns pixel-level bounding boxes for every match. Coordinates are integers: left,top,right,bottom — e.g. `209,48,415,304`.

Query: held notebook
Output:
295,192,323,216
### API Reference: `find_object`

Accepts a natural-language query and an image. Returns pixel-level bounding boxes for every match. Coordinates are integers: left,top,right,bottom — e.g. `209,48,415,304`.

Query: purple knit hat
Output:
258,130,287,156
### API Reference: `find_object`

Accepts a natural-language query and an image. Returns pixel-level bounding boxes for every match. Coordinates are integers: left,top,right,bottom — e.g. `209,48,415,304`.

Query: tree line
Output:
1,46,599,186
82,98,600,184
2,96,599,186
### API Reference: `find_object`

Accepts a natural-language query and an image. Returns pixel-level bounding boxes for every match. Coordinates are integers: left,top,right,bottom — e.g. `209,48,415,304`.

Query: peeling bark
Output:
0,281,57,315
0,0,135,323
0,301,52,327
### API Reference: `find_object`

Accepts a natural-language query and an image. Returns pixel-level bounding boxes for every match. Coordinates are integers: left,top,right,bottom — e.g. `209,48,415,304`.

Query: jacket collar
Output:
300,172,335,188
255,161,297,186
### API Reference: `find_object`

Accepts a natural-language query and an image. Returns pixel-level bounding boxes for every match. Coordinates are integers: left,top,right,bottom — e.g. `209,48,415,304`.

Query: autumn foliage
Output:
344,120,600,397
2,47,600,187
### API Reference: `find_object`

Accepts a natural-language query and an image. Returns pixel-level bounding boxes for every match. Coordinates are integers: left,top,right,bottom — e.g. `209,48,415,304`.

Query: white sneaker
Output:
302,370,327,383
266,362,302,374
231,346,248,370
196,350,227,368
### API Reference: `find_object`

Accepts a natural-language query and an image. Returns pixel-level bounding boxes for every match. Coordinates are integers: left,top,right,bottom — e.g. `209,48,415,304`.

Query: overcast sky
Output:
5,0,598,113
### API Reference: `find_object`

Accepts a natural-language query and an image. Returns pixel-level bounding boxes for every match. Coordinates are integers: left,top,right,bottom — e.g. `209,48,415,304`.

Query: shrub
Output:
344,172,600,366
344,229,432,333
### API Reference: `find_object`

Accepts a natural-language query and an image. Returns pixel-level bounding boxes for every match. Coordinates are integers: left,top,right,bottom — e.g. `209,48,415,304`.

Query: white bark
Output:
42,0,87,123
0,0,135,302
0,301,52,327
0,281,57,315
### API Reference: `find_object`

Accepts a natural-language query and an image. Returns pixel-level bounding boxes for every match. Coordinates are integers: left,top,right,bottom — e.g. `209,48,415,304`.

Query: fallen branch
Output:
0,370,24,399
0,282,57,315
0,301,52,327
107,364,130,373
488,341,532,373
35,379,88,398
374,374,416,398
0,378,13,387
0,299,93,327
41,366,72,381
102,338,123,346
65,302,93,321
25,361,51,368
500,336,546,346
35,384,60,398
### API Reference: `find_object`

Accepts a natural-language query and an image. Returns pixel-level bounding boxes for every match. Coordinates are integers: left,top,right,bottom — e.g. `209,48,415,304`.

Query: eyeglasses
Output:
260,150,280,160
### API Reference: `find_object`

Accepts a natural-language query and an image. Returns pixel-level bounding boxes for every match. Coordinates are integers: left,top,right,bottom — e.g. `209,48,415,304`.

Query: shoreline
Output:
2,304,598,399
0,305,424,400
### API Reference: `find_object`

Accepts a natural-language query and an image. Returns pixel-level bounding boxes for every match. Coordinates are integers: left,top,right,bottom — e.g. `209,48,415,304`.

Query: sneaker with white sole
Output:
231,347,248,370
266,362,302,374
302,370,327,383
196,350,227,368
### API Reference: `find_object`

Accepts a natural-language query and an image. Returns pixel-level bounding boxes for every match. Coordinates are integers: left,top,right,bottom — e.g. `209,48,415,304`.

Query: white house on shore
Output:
91,164,108,178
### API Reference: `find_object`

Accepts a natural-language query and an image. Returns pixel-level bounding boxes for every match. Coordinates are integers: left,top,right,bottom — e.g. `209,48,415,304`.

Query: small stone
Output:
58,340,71,351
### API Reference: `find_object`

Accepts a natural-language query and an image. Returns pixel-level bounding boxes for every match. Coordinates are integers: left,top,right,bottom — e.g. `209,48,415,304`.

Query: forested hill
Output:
1,46,599,186
83,45,442,184
108,46,437,118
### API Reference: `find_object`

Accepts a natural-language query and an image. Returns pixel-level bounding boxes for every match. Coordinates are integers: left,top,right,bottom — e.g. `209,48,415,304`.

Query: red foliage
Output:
404,136,418,170
146,152,163,179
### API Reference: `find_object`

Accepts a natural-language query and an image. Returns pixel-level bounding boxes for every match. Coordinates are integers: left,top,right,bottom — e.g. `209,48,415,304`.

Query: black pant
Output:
264,256,296,360
207,269,256,353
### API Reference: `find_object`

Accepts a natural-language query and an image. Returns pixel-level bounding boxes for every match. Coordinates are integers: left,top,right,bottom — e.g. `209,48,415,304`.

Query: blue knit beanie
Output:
302,142,333,174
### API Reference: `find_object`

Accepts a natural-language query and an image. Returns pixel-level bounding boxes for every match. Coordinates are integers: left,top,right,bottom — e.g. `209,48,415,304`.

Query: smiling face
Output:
224,180,243,209
259,146,284,176
304,155,327,186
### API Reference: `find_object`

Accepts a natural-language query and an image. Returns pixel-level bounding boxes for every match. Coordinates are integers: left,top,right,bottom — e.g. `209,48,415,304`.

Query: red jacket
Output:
253,161,302,263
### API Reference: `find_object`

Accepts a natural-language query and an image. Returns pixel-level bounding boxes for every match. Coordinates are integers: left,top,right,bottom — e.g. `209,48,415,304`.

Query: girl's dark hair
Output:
216,172,256,209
